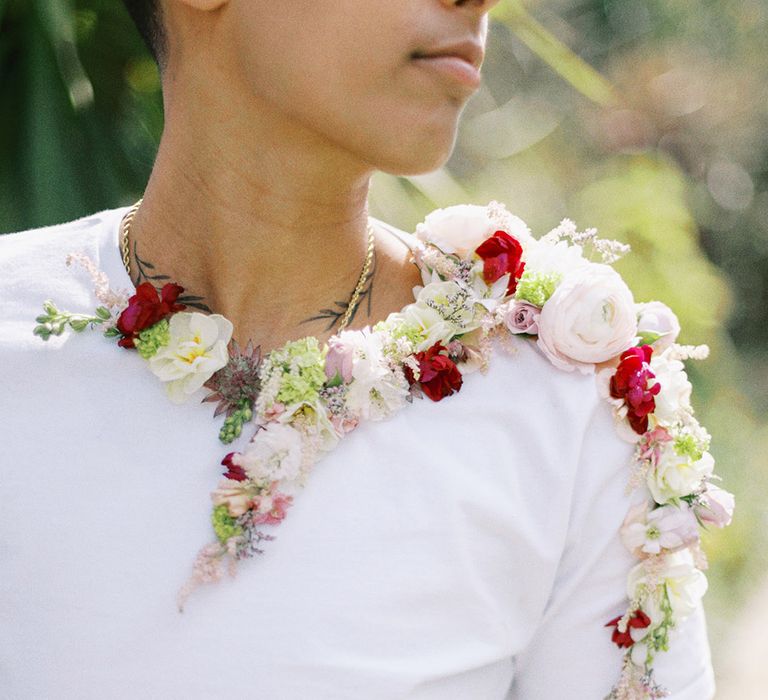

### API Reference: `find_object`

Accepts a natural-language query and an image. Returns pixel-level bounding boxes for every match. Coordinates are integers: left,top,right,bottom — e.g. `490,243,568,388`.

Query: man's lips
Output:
410,54,482,90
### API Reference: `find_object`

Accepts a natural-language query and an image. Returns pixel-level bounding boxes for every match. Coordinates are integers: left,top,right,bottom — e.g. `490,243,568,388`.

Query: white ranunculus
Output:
647,443,714,504
415,203,531,259
649,349,693,426
536,263,637,374
236,422,304,483
636,301,681,352
148,312,233,403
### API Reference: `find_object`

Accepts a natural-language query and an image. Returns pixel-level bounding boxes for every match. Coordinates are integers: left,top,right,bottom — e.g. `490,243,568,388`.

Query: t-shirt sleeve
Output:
506,394,716,700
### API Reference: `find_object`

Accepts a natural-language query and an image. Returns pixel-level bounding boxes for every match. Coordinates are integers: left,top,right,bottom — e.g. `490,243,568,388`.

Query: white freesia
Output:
628,549,708,621
148,312,233,403
536,263,637,374
649,349,693,426
415,203,531,259
343,329,409,421
636,301,681,352
416,280,483,333
467,259,512,308
235,422,304,483
388,298,456,353
647,442,715,504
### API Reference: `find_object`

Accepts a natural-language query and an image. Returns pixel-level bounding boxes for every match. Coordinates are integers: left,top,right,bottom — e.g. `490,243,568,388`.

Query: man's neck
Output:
126,90,417,352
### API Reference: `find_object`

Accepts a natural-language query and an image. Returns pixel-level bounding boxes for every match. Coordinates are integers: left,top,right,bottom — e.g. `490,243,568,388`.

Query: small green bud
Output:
95,306,112,320
70,318,89,332
42,300,58,316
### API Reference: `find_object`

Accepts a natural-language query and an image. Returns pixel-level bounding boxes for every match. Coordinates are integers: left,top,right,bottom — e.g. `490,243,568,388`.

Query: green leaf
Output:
325,371,343,388
636,330,663,346
492,1,618,107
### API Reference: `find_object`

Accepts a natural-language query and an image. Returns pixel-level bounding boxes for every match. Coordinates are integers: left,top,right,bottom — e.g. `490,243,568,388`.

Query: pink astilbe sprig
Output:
607,659,670,700
66,252,131,315
177,540,237,613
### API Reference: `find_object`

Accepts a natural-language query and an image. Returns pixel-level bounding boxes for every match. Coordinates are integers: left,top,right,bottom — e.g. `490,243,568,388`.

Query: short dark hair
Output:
122,0,167,68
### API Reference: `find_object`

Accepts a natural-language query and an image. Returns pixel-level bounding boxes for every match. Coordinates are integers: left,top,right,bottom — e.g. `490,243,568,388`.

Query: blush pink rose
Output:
503,300,540,335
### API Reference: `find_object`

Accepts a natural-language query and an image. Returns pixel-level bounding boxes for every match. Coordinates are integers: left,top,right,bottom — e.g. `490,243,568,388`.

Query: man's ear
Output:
174,0,228,10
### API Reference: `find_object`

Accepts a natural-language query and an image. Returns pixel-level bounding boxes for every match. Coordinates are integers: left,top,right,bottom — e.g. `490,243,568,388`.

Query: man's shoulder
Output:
0,206,132,331
0,206,128,264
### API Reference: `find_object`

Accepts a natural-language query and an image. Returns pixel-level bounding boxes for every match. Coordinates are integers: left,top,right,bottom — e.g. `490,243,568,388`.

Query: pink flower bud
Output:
696,484,735,528
636,301,681,352
325,336,355,383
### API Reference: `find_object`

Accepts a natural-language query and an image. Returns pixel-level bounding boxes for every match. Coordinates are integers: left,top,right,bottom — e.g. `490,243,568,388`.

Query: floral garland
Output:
33,201,734,699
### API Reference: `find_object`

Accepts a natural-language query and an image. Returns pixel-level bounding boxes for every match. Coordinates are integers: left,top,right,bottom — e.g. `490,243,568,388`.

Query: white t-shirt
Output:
0,207,716,699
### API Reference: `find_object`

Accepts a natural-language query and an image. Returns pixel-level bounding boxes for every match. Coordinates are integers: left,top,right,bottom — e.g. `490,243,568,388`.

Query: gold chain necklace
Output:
119,199,376,332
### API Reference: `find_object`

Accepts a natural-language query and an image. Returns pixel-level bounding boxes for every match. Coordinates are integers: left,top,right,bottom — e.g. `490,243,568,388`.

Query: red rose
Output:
609,345,660,435
405,342,463,402
474,230,526,295
221,452,247,482
116,282,186,348
605,609,652,648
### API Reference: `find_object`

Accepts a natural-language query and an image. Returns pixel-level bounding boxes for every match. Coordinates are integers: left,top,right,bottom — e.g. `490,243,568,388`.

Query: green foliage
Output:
0,0,162,232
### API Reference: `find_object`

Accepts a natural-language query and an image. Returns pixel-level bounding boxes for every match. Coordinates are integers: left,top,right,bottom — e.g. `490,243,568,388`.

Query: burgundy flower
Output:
221,452,247,482
405,342,463,402
116,282,186,348
605,609,652,648
474,230,526,295
609,345,661,435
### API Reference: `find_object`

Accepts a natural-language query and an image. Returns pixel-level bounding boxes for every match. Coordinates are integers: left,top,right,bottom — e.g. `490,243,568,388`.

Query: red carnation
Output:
405,342,463,402
116,282,186,348
605,609,652,648
221,452,247,482
474,230,526,295
609,345,661,435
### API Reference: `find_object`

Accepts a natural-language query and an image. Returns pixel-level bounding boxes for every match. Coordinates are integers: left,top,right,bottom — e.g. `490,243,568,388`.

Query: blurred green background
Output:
1,0,766,691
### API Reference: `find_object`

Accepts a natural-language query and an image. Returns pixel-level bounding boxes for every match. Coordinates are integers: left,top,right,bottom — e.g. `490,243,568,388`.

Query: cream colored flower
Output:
628,549,708,621
647,444,714,504
649,348,693,426
236,422,305,483
415,203,531,259
148,312,233,403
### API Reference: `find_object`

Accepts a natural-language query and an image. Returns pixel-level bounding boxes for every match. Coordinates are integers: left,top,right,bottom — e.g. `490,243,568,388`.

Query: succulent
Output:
203,338,262,418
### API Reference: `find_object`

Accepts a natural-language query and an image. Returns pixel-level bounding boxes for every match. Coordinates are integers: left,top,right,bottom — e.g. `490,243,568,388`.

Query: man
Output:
0,1,716,698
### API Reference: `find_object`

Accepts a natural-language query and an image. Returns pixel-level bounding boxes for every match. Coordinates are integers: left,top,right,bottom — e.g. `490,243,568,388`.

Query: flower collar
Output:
34,200,732,699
